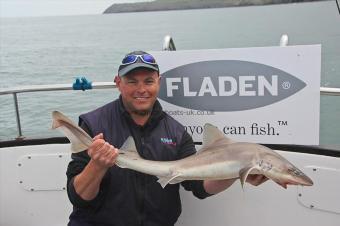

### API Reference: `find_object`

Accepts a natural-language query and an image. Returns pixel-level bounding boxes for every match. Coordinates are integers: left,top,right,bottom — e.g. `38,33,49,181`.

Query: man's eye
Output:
145,80,154,84
127,80,137,84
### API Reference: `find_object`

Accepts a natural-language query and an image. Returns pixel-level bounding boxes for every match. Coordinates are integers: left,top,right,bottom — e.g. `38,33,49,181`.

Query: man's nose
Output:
136,83,147,93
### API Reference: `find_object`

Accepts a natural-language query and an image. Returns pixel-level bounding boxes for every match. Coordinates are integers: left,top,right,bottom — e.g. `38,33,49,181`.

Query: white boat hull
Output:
0,143,339,226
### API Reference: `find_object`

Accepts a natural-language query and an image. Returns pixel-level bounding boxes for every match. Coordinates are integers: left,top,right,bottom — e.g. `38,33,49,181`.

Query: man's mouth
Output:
134,97,150,100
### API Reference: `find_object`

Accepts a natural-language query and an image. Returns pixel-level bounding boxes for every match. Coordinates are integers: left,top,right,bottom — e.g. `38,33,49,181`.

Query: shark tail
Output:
51,111,92,153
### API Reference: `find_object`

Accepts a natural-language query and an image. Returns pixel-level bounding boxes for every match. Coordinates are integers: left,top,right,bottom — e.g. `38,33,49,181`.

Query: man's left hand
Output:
246,174,269,186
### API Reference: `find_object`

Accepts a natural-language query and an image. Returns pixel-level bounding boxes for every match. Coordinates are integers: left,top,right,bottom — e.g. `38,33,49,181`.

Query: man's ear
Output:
114,75,122,91
114,75,121,84
158,75,162,84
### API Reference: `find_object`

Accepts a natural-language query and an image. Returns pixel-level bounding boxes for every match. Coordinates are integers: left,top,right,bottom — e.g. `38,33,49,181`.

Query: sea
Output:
0,1,339,145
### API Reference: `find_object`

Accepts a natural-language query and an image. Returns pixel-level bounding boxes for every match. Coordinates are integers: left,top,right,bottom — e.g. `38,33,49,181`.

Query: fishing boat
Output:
0,35,339,226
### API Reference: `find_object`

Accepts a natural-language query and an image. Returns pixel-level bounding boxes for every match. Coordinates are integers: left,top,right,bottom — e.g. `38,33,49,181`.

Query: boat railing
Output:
0,82,116,138
1,83,340,139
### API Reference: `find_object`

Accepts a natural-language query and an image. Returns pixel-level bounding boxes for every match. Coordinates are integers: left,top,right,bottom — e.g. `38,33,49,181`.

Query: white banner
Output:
151,45,321,145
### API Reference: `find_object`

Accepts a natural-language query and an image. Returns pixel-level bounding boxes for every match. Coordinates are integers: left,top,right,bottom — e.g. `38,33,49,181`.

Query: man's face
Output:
116,68,161,116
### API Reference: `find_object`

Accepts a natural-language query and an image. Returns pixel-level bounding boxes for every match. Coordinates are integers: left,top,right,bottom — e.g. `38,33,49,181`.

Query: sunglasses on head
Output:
121,54,157,65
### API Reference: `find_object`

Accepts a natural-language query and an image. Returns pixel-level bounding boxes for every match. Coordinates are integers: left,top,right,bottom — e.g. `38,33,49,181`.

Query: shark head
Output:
202,124,313,189
258,149,314,189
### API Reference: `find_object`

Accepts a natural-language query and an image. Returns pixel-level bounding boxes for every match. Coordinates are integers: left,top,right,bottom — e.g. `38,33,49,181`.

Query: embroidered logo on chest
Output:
160,137,177,146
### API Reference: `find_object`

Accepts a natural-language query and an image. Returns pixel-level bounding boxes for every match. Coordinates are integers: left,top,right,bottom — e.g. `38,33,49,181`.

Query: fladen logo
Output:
159,60,306,111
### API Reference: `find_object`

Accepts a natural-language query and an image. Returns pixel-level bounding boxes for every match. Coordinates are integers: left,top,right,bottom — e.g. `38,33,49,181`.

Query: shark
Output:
52,110,313,189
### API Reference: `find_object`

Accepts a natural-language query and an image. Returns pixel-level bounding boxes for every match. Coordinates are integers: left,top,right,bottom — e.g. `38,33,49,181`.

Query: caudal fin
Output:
59,125,89,153
51,111,92,153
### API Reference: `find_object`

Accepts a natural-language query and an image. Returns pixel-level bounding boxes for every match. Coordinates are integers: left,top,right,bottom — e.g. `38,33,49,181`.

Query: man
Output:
66,51,267,226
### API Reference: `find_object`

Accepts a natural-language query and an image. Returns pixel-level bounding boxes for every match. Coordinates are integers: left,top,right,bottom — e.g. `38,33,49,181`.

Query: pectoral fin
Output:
239,166,257,189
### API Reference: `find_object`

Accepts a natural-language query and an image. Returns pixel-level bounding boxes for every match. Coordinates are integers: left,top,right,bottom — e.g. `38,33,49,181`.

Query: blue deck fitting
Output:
72,77,92,91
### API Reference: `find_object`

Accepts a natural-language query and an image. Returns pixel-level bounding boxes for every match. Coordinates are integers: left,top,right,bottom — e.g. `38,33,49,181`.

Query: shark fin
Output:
51,111,92,153
120,136,138,153
168,178,184,185
70,139,88,153
116,137,141,169
56,122,90,153
157,173,182,188
202,123,235,148
52,111,74,129
239,166,257,189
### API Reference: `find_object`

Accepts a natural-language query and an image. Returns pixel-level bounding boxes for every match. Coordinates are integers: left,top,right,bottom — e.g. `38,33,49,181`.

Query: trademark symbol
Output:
278,121,288,126
282,81,291,89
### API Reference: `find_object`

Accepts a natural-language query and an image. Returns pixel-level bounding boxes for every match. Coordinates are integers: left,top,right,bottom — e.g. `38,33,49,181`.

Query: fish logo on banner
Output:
159,60,306,111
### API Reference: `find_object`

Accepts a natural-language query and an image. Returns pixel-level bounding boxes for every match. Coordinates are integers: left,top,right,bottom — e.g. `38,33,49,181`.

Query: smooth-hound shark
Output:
52,111,313,189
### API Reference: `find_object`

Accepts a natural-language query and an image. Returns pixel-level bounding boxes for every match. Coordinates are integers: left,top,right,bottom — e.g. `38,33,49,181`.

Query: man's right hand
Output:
87,133,119,169
73,133,119,201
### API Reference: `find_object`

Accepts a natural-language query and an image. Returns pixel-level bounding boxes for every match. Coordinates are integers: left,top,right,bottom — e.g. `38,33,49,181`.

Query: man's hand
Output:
73,133,119,201
87,133,119,169
246,174,269,186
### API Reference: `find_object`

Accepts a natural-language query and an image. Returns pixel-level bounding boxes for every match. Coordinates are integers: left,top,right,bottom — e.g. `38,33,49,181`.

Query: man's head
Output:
115,51,161,116
118,50,159,77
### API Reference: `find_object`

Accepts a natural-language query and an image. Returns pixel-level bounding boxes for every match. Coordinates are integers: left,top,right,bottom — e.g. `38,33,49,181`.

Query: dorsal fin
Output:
202,123,235,148
120,136,138,153
116,136,141,169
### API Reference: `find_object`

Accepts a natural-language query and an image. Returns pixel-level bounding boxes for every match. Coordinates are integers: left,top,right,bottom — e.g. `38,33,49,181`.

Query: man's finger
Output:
93,133,103,141
87,139,105,157
91,144,107,161
248,175,269,186
105,147,119,166
246,175,260,185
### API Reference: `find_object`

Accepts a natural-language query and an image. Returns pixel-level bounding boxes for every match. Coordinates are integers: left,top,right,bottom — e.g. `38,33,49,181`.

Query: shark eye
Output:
257,160,272,171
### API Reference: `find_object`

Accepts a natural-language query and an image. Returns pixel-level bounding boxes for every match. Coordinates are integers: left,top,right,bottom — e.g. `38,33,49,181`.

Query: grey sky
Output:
0,0,150,17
